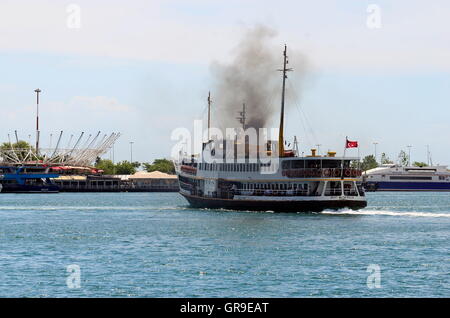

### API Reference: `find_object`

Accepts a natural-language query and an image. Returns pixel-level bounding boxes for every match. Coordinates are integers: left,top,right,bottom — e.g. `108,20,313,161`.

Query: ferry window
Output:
343,181,358,196
306,160,320,169
292,160,304,169
390,176,432,181
282,161,291,169
322,160,340,168
325,181,342,196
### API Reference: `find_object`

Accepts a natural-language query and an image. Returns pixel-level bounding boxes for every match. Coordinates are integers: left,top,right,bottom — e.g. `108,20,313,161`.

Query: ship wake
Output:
321,209,450,218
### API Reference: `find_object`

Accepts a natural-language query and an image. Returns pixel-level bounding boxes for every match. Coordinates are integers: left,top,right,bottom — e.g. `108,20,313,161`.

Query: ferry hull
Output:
0,184,59,193
181,193,367,212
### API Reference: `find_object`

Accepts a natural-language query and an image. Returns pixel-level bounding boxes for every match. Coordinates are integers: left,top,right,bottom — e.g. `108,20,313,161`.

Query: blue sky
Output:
1,0,449,165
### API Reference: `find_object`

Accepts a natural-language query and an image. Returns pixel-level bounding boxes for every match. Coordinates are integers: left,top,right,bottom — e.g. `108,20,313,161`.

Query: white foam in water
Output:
322,209,450,218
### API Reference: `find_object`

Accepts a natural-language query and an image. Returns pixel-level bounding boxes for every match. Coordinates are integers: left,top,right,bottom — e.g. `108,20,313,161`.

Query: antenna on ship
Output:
293,136,299,156
237,103,247,130
34,88,41,155
278,45,293,158
207,91,212,141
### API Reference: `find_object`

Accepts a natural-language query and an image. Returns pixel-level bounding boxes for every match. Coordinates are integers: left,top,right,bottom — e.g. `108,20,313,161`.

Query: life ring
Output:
323,169,331,177
344,169,351,177
333,169,341,177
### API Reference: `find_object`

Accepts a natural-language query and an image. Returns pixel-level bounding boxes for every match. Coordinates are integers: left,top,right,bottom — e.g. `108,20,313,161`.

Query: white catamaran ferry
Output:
363,164,450,191
176,46,367,212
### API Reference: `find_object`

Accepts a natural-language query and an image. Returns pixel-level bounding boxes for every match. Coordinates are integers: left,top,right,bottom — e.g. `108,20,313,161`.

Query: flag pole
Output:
341,137,347,179
357,146,360,170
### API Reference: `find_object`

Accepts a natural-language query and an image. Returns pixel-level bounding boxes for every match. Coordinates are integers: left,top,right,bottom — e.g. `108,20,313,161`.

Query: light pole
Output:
130,141,134,163
34,88,41,154
373,142,378,163
407,145,412,166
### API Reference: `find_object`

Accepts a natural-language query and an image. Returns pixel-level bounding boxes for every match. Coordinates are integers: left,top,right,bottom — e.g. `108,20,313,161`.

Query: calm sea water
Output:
0,192,448,297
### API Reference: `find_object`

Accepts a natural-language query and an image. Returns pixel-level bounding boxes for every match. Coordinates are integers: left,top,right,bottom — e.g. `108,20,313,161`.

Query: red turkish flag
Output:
346,139,358,148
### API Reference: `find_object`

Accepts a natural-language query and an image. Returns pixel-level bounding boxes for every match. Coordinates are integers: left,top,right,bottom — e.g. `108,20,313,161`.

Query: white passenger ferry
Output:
176,46,367,212
363,164,450,191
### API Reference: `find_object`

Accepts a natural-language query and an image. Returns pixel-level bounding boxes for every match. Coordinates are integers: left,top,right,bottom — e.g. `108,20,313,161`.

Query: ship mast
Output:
278,45,292,158
207,91,211,141
34,88,41,155
237,103,247,130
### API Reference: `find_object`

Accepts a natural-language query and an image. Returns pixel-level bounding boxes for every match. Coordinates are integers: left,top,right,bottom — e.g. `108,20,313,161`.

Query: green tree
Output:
360,155,378,171
142,158,175,174
95,159,116,175
0,140,35,161
115,160,138,175
380,153,393,165
398,150,409,166
413,161,428,167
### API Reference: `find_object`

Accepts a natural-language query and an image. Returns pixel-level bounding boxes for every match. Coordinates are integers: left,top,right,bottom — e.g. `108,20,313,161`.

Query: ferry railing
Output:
343,189,359,196
282,168,362,178
220,189,310,197
324,189,343,196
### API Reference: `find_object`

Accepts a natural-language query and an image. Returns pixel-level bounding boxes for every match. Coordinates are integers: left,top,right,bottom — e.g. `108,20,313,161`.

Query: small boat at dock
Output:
0,165,59,193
